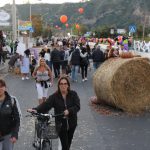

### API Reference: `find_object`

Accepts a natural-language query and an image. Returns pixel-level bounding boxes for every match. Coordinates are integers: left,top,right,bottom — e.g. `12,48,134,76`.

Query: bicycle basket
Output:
36,121,59,139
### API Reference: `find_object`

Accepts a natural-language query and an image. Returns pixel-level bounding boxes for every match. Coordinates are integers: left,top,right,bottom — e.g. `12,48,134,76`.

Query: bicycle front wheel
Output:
42,140,52,150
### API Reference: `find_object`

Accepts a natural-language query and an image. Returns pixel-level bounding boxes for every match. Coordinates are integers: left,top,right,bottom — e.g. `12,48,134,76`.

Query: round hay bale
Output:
93,57,150,113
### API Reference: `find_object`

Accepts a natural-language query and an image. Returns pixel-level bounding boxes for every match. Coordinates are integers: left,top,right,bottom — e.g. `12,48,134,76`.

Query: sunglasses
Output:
59,83,68,85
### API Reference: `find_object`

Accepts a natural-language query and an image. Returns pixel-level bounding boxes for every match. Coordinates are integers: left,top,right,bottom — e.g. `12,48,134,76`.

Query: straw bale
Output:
93,57,150,113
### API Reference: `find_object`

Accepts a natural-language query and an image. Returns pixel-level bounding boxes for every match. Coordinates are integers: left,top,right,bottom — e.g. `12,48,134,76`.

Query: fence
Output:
133,41,150,53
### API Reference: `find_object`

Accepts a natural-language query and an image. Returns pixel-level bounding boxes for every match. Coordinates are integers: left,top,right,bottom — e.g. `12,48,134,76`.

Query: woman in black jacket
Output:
0,79,20,150
80,47,89,82
28,76,80,150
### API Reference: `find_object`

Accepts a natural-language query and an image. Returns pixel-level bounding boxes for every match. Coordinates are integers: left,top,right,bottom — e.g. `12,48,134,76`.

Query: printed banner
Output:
18,20,32,31
0,10,10,26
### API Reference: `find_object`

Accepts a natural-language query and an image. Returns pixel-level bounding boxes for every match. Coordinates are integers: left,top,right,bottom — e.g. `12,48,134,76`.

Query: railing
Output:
133,40,150,53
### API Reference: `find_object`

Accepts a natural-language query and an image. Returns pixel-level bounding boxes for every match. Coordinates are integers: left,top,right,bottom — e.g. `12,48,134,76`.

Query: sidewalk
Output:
0,59,9,76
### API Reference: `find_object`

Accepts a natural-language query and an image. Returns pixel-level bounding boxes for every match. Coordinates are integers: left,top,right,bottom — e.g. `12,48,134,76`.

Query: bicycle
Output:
27,111,64,150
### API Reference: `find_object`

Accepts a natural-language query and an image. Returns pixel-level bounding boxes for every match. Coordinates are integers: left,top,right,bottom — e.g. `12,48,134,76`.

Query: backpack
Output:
11,96,22,118
81,56,89,65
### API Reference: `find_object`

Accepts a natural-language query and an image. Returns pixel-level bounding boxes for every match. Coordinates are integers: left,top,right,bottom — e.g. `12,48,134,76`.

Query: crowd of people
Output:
7,35,134,84
0,34,134,150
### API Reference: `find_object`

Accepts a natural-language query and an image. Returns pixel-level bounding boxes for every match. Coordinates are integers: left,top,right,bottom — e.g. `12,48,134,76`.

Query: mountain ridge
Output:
2,0,150,29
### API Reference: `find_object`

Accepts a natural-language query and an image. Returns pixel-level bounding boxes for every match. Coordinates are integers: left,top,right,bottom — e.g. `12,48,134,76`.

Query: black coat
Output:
70,49,80,65
35,90,80,130
51,48,61,62
0,92,20,139
92,48,105,62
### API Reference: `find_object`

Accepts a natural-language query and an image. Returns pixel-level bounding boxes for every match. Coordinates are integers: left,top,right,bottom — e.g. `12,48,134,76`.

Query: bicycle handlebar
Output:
27,110,64,119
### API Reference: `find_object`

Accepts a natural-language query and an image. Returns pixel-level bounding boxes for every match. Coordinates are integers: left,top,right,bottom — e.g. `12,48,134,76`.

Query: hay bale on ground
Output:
93,57,150,113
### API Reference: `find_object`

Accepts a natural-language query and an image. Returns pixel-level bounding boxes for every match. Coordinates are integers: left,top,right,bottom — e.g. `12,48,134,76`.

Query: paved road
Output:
3,70,150,150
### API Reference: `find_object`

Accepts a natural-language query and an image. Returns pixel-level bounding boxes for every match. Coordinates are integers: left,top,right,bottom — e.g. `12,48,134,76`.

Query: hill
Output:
2,0,150,29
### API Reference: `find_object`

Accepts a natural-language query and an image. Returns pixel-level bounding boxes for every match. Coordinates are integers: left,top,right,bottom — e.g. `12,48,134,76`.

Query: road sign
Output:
29,27,34,33
129,25,136,33
110,29,115,34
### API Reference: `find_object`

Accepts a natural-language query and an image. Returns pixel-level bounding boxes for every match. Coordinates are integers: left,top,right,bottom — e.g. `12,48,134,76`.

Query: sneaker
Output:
22,77,25,80
82,79,85,82
26,77,29,80
84,78,88,81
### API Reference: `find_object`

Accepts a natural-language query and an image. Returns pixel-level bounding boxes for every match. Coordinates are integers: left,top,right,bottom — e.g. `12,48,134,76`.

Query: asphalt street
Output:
3,70,150,150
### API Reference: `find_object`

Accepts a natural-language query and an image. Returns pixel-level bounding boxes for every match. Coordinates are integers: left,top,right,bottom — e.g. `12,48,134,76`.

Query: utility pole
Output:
12,0,17,42
142,0,148,41
142,14,146,41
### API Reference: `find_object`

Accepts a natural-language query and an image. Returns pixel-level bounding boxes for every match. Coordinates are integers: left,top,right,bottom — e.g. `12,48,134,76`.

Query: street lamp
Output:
12,0,17,41
29,0,42,21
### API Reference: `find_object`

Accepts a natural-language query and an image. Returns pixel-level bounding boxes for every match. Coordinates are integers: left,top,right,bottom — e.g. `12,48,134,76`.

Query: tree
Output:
71,24,89,36
31,15,42,37
80,24,89,35
42,25,52,39
136,25,150,39
93,25,110,38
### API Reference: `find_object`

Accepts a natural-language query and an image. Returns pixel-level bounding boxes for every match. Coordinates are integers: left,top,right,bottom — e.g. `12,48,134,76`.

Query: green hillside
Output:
2,0,150,29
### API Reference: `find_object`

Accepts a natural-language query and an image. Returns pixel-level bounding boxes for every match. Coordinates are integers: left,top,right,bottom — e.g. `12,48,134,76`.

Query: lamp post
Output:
12,0,17,41
41,12,49,28
29,0,42,21
29,0,42,40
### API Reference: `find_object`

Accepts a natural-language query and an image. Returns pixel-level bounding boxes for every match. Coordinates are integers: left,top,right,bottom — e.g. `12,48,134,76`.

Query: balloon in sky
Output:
65,23,69,28
78,8,84,14
60,15,68,24
75,24,80,30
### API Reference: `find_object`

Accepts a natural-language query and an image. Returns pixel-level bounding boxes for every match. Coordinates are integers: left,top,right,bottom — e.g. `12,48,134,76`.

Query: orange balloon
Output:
78,8,84,14
60,15,68,24
76,24,80,30
65,23,69,28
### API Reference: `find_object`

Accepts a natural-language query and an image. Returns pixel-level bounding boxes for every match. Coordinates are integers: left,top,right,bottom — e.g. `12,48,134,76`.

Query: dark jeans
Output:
46,60,52,70
30,64,35,76
0,51,6,64
52,62,60,78
0,52,2,64
80,65,88,79
93,62,102,70
59,126,76,150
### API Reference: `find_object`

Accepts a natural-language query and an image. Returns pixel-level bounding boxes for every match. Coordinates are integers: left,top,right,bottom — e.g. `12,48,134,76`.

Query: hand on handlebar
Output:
27,109,37,113
64,109,69,116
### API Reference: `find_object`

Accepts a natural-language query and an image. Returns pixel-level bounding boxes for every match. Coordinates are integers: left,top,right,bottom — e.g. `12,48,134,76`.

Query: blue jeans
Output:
93,62,101,70
46,60,52,70
71,65,79,81
0,134,14,150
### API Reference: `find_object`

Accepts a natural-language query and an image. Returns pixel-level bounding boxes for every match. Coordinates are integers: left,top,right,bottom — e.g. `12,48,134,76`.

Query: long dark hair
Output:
57,76,70,93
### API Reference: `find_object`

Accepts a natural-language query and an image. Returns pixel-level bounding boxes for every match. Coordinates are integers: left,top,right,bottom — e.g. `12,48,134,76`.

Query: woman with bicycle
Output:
0,79,21,150
28,76,80,150
32,58,53,104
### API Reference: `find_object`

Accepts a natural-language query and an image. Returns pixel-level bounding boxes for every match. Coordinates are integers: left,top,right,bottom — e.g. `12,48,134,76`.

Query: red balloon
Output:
78,8,84,14
76,24,80,30
60,15,68,24
65,23,69,28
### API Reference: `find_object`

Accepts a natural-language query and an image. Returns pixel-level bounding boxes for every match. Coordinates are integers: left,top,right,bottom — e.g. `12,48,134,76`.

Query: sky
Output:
0,0,82,7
